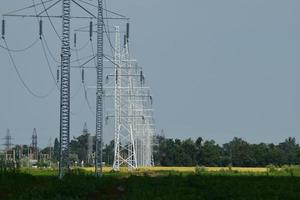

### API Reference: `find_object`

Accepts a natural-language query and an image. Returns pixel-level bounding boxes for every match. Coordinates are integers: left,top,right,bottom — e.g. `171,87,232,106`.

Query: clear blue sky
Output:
1,0,300,147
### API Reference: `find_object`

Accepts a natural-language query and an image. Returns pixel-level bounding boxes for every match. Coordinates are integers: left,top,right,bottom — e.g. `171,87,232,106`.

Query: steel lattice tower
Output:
111,27,138,170
3,129,12,151
2,0,155,175
95,0,104,176
59,0,71,179
109,26,155,170
31,128,38,160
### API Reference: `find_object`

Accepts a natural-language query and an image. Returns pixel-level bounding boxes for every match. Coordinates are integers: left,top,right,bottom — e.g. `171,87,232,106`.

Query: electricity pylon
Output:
58,0,72,179
104,26,156,170
3,129,12,151
95,0,104,177
112,26,137,170
31,128,38,160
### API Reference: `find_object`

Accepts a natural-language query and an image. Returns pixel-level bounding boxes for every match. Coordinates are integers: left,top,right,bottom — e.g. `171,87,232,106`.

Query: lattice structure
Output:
59,0,72,179
31,128,38,160
104,27,156,170
3,129,12,151
1,0,155,176
95,0,104,176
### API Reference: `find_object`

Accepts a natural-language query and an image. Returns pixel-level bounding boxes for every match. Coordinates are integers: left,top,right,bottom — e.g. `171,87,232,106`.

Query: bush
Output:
195,166,207,175
266,164,279,174
281,165,298,177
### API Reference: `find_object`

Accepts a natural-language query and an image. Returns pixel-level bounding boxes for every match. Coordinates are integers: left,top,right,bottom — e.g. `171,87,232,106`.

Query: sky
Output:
1,0,300,147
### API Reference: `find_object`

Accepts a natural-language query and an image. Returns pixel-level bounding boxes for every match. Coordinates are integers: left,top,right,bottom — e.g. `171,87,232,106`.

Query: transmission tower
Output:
1,0,154,176
58,0,72,179
103,26,156,170
3,129,12,151
95,0,104,176
31,128,38,160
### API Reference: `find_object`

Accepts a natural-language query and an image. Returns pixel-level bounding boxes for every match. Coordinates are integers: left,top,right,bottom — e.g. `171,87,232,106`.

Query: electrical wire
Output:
103,0,114,56
40,0,61,40
0,38,39,53
4,0,56,15
3,39,55,98
40,37,59,89
79,41,95,115
76,0,127,18
90,40,97,67
43,37,93,64
34,0,59,91
70,40,90,52
42,37,60,63
71,39,94,115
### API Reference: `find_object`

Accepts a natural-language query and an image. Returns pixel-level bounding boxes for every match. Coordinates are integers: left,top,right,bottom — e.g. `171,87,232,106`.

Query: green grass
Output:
1,169,300,200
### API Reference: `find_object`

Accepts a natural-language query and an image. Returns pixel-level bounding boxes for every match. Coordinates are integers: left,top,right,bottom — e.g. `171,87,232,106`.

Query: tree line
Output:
50,135,300,167
153,136,300,167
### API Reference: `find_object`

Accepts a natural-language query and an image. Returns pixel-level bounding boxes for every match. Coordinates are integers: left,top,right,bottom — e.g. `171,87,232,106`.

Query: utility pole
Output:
49,137,52,168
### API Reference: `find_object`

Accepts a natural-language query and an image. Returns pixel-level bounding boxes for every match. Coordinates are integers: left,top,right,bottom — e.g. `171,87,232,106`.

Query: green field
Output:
1,167,300,200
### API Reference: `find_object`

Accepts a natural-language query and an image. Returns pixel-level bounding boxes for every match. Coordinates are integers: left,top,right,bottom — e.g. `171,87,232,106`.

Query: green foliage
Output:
266,164,279,174
0,159,20,173
1,171,300,200
195,166,207,175
153,136,300,167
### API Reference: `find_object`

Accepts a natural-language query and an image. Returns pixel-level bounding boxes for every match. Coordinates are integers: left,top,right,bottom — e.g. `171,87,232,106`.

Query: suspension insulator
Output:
81,68,85,83
126,23,130,40
89,21,93,40
124,35,127,47
116,70,118,84
140,71,143,84
74,33,77,47
106,75,109,84
39,20,43,39
57,69,60,83
150,96,153,105
2,19,5,39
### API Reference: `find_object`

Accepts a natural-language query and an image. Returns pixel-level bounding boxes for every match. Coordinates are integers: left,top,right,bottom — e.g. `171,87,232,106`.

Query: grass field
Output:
83,166,267,173
1,167,300,199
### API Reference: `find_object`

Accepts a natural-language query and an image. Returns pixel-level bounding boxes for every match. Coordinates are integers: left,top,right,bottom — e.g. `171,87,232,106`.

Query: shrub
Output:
266,164,279,174
195,166,207,175
282,165,298,177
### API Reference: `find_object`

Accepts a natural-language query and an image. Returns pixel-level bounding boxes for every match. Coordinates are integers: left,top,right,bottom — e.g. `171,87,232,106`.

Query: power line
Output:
40,36,60,89
4,0,56,15
0,38,39,53
3,39,56,99
42,36,60,63
73,39,94,115
39,0,61,40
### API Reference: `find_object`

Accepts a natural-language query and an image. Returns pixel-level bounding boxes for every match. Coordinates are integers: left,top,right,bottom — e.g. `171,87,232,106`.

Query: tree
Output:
200,140,222,166
223,137,255,167
278,137,300,165
103,140,114,165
